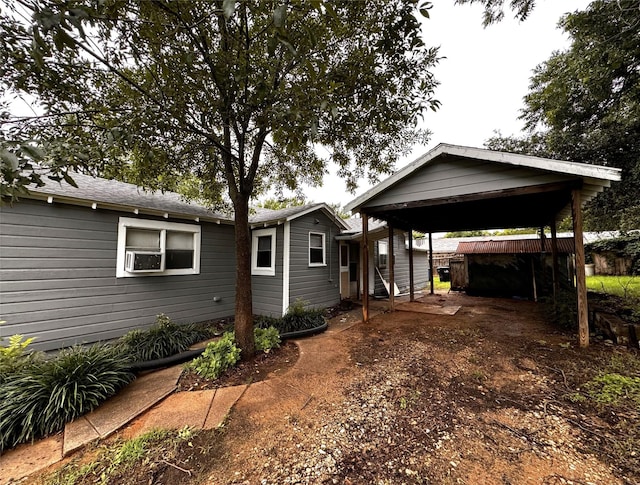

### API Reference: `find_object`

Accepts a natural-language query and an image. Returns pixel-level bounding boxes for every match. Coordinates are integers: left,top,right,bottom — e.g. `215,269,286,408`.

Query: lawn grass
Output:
586,275,640,299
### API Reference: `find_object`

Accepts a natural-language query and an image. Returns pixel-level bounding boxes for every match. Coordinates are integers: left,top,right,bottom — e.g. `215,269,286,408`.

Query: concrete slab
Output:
63,415,100,456
396,301,461,315
132,390,215,434
204,384,247,429
82,365,183,438
0,433,63,485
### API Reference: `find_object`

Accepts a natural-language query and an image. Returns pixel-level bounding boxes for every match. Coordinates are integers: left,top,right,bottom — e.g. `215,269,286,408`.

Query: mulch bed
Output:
176,340,300,392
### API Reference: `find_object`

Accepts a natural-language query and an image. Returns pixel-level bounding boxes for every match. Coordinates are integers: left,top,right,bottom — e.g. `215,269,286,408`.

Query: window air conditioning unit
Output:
125,251,163,272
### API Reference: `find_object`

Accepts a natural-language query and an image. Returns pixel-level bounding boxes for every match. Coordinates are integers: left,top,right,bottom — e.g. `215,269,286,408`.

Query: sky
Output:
295,0,593,209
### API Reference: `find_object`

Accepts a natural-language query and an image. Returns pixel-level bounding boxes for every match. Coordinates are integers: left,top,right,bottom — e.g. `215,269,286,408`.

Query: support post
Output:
572,190,589,347
429,232,434,295
388,224,395,312
362,214,369,323
550,220,559,303
408,230,415,302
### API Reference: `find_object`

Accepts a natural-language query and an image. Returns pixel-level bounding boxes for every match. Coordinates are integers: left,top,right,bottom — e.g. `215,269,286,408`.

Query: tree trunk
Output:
232,193,256,360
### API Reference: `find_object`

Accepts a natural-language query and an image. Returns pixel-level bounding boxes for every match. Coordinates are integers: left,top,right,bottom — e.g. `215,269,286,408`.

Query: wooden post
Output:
572,190,589,347
550,220,559,303
429,232,434,295
408,230,415,302
362,214,369,323
388,224,395,311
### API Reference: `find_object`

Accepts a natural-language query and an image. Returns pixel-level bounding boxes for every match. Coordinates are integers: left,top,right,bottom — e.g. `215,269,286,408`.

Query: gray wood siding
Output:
374,232,429,296
251,225,284,317
288,212,341,310
366,158,573,208
0,199,236,350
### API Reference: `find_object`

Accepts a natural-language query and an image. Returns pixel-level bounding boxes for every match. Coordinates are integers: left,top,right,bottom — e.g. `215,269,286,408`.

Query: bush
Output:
186,332,241,380
254,326,281,352
0,344,134,451
116,313,212,362
256,300,326,334
0,334,42,384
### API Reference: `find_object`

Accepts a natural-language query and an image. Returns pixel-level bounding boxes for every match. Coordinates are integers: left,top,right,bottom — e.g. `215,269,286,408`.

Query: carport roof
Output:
345,144,621,233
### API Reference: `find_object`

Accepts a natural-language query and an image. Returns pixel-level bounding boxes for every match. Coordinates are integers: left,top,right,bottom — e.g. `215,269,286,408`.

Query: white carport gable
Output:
346,143,621,232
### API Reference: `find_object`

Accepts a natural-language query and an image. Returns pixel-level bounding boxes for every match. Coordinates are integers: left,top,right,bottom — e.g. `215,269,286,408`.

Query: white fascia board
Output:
23,192,233,225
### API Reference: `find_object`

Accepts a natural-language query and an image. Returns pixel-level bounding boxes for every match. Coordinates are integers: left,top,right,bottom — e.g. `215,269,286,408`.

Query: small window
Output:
378,240,388,269
340,244,349,269
252,228,276,276
117,217,201,278
309,232,326,266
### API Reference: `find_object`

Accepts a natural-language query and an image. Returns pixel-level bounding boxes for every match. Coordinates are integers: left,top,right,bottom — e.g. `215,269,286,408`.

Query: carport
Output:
345,144,621,347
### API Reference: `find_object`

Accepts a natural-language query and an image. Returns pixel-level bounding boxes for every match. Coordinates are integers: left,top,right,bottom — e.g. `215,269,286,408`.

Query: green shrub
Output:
0,344,134,451
186,332,241,380
254,326,281,352
116,313,212,362
256,300,326,334
0,334,42,384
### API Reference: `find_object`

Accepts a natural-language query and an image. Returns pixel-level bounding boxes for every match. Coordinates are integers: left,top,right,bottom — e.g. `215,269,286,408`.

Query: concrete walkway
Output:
0,308,373,484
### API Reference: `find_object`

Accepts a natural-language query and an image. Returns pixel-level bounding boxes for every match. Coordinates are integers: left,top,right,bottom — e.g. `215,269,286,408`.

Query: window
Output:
309,232,326,266
340,244,349,269
377,240,388,269
116,217,201,277
252,228,276,276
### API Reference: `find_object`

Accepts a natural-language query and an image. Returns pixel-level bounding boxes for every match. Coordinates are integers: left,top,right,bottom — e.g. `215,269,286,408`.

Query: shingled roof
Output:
26,171,232,223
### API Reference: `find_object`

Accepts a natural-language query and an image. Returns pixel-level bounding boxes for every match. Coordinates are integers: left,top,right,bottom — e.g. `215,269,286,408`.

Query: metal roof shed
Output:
345,143,621,347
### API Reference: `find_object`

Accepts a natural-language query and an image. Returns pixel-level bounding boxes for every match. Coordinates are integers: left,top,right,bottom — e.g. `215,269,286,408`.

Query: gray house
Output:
337,218,430,299
0,174,347,350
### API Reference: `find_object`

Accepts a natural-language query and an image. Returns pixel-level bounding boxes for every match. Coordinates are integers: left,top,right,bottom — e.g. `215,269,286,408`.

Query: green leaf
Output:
62,172,78,188
0,149,19,170
222,0,236,19
273,5,286,28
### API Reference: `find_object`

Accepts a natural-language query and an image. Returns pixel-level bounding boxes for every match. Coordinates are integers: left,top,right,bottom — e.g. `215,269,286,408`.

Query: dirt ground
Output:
41,292,640,485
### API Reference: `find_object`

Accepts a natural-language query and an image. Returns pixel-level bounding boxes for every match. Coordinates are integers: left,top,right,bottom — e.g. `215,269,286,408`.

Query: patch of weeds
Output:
398,390,422,410
583,373,640,406
470,370,486,383
46,427,196,485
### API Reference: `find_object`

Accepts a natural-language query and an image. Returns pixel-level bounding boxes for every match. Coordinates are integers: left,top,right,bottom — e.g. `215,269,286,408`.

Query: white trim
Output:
308,231,326,267
282,221,291,316
345,143,622,212
116,217,201,278
251,227,277,276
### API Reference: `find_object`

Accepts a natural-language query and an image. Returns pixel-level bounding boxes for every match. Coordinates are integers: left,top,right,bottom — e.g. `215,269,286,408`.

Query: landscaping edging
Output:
279,321,328,340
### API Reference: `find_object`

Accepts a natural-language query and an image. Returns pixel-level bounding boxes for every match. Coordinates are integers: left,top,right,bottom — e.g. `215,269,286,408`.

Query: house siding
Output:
251,225,284,317
0,199,236,350
367,158,573,208
288,212,341,311
373,231,429,296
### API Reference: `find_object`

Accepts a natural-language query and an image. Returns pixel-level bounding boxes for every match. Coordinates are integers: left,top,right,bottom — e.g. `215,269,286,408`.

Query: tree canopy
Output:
487,0,640,231
1,0,440,356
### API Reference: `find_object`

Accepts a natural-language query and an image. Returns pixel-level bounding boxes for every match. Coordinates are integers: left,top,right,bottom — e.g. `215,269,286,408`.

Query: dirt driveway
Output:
201,292,639,485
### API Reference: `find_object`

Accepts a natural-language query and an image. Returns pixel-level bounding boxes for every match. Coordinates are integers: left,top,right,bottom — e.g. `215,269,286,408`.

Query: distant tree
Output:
454,0,536,25
444,230,490,238
1,0,439,357
257,197,306,211
486,0,640,231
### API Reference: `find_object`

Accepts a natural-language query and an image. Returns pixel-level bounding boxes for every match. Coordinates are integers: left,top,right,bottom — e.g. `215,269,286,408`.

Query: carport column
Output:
362,213,370,323
429,232,434,295
389,224,395,311
571,190,589,347
408,230,415,302
550,220,560,303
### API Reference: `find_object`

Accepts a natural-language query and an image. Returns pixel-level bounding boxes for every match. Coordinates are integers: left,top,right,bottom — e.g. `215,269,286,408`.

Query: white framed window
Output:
252,228,276,276
377,240,388,269
116,217,201,278
309,232,326,267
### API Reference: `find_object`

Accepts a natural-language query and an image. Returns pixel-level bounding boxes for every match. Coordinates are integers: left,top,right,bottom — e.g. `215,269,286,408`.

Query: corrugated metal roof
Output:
456,237,575,254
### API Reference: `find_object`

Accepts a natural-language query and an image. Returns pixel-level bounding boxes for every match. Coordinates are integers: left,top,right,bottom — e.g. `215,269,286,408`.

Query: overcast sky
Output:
298,0,592,209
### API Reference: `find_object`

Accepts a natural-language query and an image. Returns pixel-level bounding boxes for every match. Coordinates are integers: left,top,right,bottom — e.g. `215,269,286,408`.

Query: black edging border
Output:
129,322,328,372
